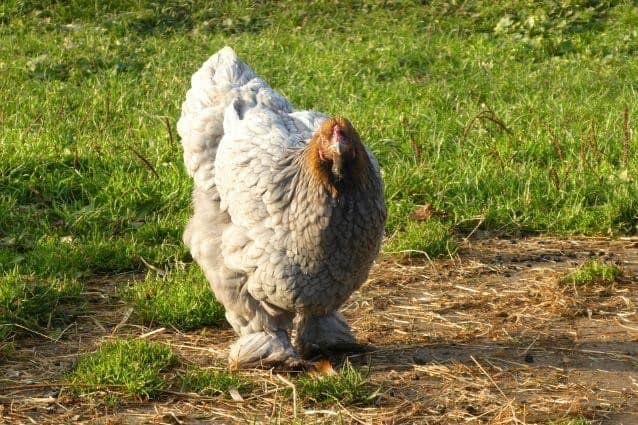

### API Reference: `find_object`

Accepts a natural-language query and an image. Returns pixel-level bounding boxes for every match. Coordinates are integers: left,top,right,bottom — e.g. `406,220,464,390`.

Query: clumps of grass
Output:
297,361,379,406
121,266,225,330
560,259,622,287
178,367,251,397
0,270,83,341
69,339,175,399
385,219,457,258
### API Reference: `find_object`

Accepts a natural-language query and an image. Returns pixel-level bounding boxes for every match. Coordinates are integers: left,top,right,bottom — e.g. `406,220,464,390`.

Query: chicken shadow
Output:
344,336,638,374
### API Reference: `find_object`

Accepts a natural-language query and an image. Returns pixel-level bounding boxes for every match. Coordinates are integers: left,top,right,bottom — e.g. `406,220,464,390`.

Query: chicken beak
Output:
330,141,345,180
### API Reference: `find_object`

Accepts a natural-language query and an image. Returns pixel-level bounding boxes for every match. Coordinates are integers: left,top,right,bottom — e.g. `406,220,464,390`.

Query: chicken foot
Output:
228,329,301,369
296,312,368,358
224,297,302,368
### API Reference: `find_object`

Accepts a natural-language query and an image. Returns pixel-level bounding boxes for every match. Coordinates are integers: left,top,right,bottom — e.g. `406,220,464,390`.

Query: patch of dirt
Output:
1,237,637,424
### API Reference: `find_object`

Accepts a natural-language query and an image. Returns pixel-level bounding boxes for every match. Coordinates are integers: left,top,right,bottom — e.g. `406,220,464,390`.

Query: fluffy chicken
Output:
177,47,386,368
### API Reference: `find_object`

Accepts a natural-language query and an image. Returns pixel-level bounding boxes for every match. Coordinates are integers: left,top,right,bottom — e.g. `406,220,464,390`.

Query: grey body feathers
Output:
178,47,386,366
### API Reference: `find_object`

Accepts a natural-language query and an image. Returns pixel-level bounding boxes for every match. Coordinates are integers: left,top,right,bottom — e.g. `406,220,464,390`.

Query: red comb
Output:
333,125,346,141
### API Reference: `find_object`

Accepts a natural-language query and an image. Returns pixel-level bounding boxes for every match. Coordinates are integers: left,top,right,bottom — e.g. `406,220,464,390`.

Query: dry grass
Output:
1,237,637,424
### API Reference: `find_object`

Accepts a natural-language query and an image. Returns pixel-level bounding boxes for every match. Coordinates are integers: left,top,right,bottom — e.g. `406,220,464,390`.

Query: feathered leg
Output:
200,253,300,368
187,188,300,368
223,290,300,369
296,312,368,358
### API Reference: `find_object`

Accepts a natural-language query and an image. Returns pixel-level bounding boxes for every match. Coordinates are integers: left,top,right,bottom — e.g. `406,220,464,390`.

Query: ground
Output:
2,237,636,424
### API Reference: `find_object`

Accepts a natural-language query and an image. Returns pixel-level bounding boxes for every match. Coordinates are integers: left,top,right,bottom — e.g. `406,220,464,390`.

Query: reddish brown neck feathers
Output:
305,118,370,197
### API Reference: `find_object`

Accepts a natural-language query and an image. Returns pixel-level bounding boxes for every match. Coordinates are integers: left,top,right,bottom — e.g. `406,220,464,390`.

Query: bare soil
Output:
1,237,637,424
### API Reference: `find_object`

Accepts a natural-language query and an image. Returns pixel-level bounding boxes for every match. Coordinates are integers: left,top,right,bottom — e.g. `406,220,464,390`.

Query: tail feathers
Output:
177,47,256,190
192,46,255,91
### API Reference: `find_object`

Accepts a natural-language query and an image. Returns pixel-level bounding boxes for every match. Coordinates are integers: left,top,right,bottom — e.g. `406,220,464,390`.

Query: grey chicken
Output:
177,47,386,368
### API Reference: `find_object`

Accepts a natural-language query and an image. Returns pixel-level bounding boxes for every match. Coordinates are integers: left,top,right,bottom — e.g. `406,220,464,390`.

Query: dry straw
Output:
1,237,637,424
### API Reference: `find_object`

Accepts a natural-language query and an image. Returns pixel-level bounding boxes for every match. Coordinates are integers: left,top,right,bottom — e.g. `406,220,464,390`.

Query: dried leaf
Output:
409,204,446,222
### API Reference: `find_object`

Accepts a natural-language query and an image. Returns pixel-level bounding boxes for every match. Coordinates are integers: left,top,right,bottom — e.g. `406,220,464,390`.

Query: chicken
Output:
177,47,386,368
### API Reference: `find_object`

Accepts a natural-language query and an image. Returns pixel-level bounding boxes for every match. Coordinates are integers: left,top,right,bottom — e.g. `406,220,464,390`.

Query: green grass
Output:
297,362,378,405
385,219,457,258
560,259,622,286
1,0,638,341
0,270,83,340
69,339,176,398
121,265,225,330
178,367,250,397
